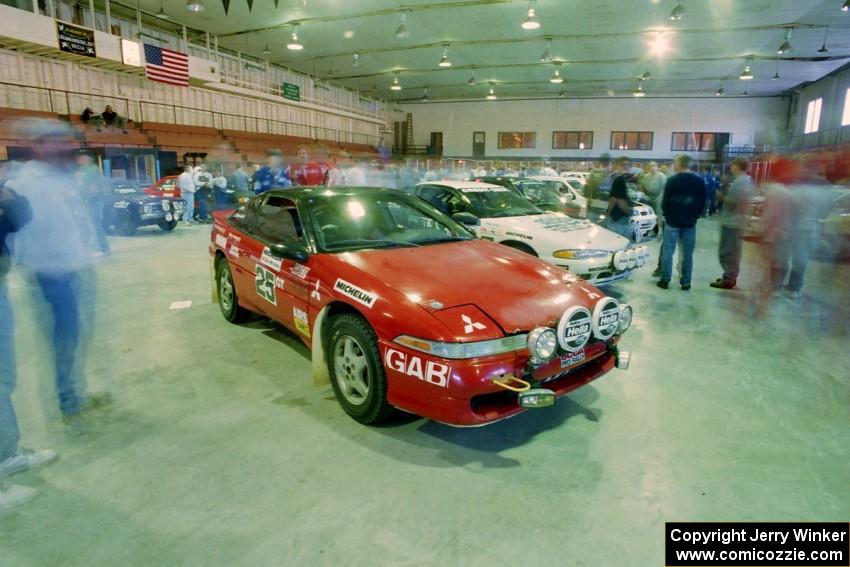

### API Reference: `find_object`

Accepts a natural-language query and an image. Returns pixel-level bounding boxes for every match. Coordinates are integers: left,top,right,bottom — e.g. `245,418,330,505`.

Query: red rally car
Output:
209,187,633,427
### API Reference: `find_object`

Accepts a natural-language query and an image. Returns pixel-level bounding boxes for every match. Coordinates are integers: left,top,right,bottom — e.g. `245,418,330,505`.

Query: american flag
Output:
144,44,189,87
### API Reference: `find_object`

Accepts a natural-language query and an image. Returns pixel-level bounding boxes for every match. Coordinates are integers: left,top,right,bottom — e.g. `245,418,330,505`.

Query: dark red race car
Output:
209,187,633,426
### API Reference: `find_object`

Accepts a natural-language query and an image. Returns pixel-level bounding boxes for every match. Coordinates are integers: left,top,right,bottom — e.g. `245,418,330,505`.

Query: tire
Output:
501,241,538,257
327,314,393,424
159,220,178,232
114,213,138,237
216,258,251,323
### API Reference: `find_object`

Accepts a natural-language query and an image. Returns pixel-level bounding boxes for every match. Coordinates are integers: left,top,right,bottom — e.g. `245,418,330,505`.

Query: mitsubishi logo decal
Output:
310,280,321,301
461,314,486,334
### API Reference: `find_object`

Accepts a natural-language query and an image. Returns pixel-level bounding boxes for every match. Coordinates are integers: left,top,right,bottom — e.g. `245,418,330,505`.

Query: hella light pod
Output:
626,249,637,269
613,250,629,271
557,305,593,353
592,297,620,340
527,327,558,363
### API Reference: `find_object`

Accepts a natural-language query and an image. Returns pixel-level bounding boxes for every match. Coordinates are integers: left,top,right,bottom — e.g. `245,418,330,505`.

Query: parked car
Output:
414,180,649,286
471,176,585,218
146,174,254,216
529,175,589,218
210,186,633,426
816,190,850,262
104,180,186,236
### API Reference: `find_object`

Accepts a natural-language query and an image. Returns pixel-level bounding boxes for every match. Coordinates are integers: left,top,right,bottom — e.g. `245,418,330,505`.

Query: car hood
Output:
480,213,629,251
326,239,604,337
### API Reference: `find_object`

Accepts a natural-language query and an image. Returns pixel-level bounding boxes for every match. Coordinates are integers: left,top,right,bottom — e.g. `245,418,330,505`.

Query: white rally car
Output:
529,175,590,218
414,180,649,286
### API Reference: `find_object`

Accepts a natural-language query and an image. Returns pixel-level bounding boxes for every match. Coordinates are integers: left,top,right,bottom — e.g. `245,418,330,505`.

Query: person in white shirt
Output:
178,165,196,225
540,162,558,177
343,161,367,186
325,158,344,187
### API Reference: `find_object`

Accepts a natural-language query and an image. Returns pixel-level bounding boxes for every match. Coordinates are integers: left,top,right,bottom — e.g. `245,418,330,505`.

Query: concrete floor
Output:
1,218,848,567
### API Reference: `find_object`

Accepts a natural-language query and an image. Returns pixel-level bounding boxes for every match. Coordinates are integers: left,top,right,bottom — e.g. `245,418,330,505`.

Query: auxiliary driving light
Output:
519,388,557,409
626,249,637,269
613,250,629,271
527,327,558,363
618,304,633,334
635,247,646,267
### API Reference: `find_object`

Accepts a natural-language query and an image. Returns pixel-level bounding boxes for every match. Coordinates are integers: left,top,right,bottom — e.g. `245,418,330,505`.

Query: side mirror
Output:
270,241,309,262
452,212,480,226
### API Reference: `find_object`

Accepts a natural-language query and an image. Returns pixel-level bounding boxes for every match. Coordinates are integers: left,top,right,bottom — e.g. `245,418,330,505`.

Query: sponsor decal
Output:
334,279,376,308
588,266,608,272
461,314,486,334
532,215,589,233
293,307,310,337
229,245,240,258
213,224,225,233
260,247,283,272
290,263,310,279
214,234,228,249
310,280,321,301
557,306,593,353
592,297,620,340
274,277,286,290
254,265,277,305
560,350,586,369
385,348,450,388
505,231,532,241
460,186,510,193
229,234,241,242
113,201,129,209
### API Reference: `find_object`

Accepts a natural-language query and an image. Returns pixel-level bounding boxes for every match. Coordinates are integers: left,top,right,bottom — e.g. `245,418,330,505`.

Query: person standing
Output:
657,155,706,290
192,164,213,224
288,146,327,186
710,158,754,290
253,149,291,194
229,164,250,193
100,105,128,133
603,158,634,239
325,158,344,187
75,152,110,256
178,165,196,225
212,171,229,211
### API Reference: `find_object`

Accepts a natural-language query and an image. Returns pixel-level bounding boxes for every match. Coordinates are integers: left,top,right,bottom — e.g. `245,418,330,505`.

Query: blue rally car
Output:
104,181,187,236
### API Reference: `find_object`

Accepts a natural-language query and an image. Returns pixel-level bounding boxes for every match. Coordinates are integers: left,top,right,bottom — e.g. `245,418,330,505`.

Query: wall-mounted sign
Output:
282,82,301,102
121,39,142,67
56,21,96,58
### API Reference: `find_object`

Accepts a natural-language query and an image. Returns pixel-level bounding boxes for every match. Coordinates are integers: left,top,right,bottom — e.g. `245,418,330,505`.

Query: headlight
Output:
613,250,629,271
618,304,633,334
553,249,611,260
527,327,558,364
174,201,185,211
161,200,172,211
394,334,527,360
143,204,155,214
626,249,637,269
634,247,646,267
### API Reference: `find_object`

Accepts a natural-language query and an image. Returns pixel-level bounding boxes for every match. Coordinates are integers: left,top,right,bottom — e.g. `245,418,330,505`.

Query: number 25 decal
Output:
255,265,277,305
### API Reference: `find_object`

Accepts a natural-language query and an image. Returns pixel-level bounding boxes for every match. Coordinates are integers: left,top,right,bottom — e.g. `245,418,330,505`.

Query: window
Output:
804,97,823,134
254,196,303,242
552,131,593,150
671,132,725,152
842,88,850,127
498,131,536,149
610,131,653,151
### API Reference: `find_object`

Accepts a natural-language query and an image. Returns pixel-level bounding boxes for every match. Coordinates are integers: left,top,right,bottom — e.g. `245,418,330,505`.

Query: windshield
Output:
305,191,474,252
456,186,543,218
112,183,140,195
514,180,565,208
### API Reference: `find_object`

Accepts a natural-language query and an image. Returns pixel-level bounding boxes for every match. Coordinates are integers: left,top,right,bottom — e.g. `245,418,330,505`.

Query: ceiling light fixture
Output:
818,27,830,54
260,30,272,55
739,64,754,80
559,90,567,98
669,0,685,21
772,58,780,80
395,11,410,39
352,53,360,67
438,44,452,67
522,0,541,30
390,74,402,91
422,87,430,102
842,0,849,11
186,0,205,12
467,69,476,86
641,70,652,81
155,0,169,19
540,37,553,62
777,29,792,55
633,83,646,97
486,84,497,100
549,64,564,84
715,85,724,96
648,31,671,58
287,25,304,50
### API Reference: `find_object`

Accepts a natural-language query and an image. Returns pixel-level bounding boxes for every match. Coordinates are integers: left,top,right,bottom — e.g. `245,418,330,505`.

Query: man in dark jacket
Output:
658,155,706,290
1,182,58,509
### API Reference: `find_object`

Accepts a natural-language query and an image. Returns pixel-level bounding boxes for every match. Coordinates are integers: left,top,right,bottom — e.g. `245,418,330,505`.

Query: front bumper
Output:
549,255,637,286
384,337,625,427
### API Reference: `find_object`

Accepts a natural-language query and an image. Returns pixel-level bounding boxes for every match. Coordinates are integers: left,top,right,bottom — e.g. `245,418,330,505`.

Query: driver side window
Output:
254,196,303,243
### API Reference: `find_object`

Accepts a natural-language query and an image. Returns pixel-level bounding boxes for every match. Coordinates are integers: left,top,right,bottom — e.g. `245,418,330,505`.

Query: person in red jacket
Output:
287,146,327,186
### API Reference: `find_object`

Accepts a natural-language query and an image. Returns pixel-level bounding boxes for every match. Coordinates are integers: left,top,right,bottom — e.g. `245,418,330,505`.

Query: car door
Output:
244,194,312,338
224,196,264,308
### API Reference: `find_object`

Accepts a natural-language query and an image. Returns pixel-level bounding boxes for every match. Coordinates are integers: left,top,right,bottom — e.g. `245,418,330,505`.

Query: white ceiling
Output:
119,0,850,101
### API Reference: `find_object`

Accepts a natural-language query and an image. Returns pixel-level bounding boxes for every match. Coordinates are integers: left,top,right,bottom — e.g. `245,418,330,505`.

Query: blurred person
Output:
288,146,327,186
253,149,291,194
75,151,110,256
101,105,127,133
229,164,250,193
0,179,59,509
325,158,343,187
192,163,213,224
640,161,666,227
343,159,368,186
710,158,753,290
80,107,104,130
701,166,720,217
3,120,100,426
540,162,558,177
604,157,634,239
212,170,229,211
657,155,706,290
178,164,196,225
751,179,795,317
